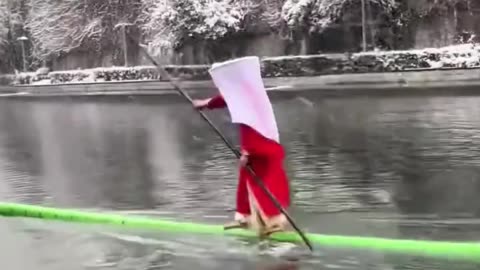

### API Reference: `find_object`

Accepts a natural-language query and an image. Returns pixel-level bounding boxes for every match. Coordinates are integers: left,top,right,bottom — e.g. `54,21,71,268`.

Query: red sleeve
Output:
206,94,227,109
239,124,284,158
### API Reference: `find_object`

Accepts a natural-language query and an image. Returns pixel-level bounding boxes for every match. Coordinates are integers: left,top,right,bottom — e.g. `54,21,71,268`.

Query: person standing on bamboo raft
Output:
192,56,291,236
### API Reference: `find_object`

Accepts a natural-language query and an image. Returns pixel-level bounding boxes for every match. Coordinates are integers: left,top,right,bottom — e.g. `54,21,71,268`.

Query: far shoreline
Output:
2,67,480,100
2,42,480,98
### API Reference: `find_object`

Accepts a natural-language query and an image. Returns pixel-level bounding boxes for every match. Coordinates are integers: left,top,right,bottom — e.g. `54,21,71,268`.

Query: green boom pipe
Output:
0,202,479,262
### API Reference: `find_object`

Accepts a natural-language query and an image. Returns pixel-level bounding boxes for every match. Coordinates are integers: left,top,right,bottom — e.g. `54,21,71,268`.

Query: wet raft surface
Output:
0,93,479,269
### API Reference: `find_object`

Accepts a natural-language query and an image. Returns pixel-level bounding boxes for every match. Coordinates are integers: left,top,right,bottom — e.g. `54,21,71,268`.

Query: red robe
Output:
206,95,291,217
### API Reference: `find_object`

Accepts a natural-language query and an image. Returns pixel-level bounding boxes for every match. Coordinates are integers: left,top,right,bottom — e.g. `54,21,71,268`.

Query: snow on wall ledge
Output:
10,43,480,86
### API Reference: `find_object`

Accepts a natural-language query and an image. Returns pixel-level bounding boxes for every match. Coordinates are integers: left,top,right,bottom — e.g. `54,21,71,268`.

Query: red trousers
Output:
205,94,291,218
237,124,290,218
236,155,291,217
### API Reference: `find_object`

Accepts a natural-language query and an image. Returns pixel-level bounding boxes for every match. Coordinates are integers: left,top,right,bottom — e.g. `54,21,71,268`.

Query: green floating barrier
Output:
0,202,479,262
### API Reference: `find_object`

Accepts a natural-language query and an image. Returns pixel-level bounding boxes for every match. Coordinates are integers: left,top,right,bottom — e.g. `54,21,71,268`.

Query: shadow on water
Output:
0,92,480,269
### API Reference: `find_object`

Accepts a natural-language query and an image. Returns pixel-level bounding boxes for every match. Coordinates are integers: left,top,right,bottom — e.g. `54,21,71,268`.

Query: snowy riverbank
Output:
1,44,480,98
5,43,480,87
3,68,480,99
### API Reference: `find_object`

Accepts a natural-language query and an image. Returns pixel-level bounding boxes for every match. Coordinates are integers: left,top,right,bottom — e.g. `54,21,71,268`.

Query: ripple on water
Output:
0,96,480,269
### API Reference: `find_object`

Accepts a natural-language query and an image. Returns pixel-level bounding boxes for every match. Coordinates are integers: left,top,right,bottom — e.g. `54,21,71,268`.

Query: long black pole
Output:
135,41,313,252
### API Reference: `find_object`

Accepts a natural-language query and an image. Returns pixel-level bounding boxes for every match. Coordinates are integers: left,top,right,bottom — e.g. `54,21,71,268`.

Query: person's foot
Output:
258,214,288,237
259,224,285,238
224,212,250,230
223,219,249,230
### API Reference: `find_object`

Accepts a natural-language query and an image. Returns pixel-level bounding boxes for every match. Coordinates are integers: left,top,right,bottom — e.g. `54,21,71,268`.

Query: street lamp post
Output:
17,36,28,72
361,0,367,52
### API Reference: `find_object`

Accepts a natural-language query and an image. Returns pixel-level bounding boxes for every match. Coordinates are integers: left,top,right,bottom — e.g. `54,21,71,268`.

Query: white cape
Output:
208,56,280,143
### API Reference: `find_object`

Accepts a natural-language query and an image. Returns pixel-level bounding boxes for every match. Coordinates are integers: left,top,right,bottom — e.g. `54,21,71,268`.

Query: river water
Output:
0,93,479,270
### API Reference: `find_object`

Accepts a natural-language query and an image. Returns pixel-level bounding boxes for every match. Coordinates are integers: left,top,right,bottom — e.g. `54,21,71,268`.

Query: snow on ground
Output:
12,43,480,85
356,43,480,68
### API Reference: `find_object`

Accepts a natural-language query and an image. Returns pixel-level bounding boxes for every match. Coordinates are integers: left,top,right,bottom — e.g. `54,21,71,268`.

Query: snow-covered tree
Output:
140,0,255,53
261,0,288,29
0,2,8,55
25,0,142,60
139,0,177,55
0,0,29,72
414,0,473,18
281,0,398,34
280,0,313,34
